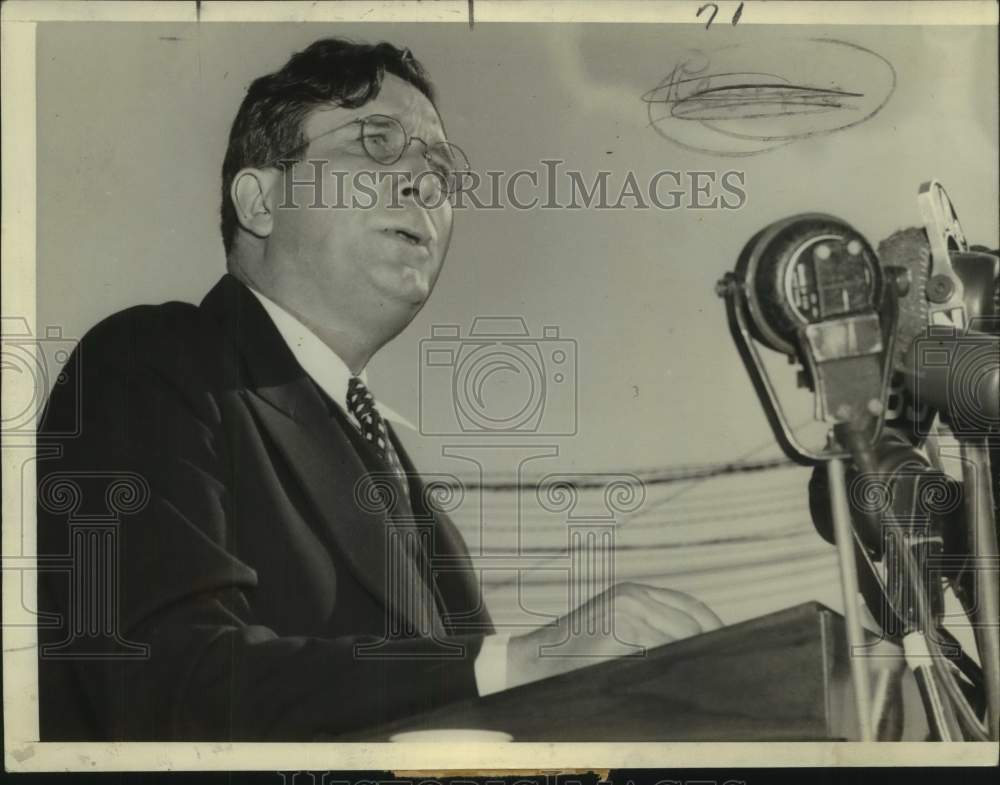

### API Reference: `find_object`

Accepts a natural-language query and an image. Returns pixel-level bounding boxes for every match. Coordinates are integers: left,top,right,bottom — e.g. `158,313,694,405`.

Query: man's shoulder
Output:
73,289,233,388
85,296,216,352
40,290,236,439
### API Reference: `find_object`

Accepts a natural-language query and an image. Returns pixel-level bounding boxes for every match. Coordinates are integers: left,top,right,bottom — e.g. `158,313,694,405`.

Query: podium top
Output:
334,602,897,742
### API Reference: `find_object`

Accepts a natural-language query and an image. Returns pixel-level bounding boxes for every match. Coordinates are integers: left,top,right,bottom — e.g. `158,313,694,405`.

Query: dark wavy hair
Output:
220,38,436,255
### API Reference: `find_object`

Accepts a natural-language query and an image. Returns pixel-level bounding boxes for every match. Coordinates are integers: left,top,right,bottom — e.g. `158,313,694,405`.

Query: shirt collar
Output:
246,286,415,431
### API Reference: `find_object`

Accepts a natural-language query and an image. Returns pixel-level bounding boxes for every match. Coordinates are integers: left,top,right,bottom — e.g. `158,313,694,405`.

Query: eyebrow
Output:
301,119,365,151
379,111,448,142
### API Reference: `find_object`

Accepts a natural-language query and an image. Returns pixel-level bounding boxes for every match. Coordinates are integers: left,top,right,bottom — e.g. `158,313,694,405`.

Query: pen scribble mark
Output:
697,1,743,29
642,38,896,157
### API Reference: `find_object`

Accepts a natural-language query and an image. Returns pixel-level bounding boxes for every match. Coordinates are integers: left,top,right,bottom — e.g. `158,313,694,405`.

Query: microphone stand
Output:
825,448,875,741
960,438,1000,738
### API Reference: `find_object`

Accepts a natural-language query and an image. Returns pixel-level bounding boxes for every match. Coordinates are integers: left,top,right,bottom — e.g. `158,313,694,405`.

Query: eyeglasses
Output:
267,113,472,198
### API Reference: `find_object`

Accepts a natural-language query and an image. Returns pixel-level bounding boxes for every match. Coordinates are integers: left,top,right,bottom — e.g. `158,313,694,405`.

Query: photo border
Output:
3,0,998,773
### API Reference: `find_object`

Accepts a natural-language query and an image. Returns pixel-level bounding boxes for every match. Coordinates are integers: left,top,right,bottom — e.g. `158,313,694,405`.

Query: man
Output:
37,38,720,741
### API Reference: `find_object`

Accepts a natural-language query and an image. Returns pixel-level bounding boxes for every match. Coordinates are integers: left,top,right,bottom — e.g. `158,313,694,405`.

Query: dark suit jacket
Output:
37,274,493,741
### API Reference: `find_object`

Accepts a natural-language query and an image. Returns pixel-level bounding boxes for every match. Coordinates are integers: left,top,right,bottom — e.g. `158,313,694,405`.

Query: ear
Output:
231,167,280,240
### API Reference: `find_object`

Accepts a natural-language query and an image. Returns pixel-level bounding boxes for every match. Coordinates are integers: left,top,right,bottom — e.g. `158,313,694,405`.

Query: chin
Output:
397,269,433,304
373,285,428,318
400,288,430,310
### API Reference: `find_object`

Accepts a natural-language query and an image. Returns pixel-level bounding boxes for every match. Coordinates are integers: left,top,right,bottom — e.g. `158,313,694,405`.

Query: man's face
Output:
265,74,454,339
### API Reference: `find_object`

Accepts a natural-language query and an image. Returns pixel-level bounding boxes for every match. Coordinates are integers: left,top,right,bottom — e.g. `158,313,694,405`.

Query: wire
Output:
447,455,797,492
936,625,985,695
482,422,813,588
901,542,990,740
911,656,957,741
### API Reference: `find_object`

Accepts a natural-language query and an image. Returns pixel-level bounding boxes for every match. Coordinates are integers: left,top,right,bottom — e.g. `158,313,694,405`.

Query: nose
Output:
394,140,445,207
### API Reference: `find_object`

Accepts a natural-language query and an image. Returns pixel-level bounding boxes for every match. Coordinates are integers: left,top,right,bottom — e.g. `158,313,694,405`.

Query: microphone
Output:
716,213,893,464
717,213,896,740
718,183,999,739
816,181,998,739
872,183,999,739
878,223,999,438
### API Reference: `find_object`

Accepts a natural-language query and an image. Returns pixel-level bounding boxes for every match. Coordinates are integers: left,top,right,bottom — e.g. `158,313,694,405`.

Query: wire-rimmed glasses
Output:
267,113,472,201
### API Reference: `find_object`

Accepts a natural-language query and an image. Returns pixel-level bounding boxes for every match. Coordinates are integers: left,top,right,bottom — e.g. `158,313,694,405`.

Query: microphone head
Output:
878,234,999,437
736,214,883,357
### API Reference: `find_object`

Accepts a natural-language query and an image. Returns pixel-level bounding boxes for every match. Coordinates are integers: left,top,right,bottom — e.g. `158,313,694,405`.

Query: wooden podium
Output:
341,602,918,742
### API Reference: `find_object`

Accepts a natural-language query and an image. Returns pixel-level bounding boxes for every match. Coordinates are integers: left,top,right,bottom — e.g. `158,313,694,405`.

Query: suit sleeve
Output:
37,309,486,741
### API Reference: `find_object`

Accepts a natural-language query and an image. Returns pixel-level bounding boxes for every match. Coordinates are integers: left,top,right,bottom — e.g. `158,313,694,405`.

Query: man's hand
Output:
506,582,722,689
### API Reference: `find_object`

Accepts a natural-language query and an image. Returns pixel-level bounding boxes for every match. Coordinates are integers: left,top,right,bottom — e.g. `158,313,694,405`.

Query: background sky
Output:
33,21,999,628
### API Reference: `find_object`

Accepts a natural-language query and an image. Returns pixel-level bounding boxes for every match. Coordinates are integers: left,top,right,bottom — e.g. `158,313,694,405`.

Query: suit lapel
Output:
387,423,493,634
243,388,394,603
201,275,442,637
323,397,448,636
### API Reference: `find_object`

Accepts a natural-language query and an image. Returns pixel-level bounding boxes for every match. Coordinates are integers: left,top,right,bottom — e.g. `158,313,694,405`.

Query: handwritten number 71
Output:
697,1,744,29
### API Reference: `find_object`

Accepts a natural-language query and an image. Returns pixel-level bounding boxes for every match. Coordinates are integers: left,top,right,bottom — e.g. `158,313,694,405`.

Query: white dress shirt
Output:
247,285,509,696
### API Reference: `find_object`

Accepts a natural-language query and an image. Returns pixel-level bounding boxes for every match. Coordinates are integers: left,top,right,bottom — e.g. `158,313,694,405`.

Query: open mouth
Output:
394,229,423,245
